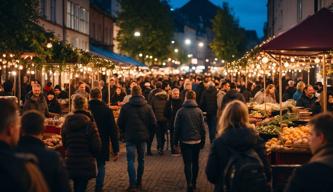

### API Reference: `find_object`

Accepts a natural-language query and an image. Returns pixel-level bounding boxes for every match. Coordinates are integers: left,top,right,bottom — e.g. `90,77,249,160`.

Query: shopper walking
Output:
206,100,271,192
118,85,157,192
62,94,101,192
174,90,206,192
89,88,120,192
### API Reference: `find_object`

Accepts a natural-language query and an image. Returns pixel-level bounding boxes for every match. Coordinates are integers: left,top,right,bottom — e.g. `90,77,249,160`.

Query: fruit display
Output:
256,124,281,136
265,125,310,153
45,117,65,127
250,110,269,119
251,100,295,113
43,134,62,149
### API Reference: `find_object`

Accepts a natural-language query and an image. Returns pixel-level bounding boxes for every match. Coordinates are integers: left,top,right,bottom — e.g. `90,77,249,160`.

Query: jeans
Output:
126,142,146,187
181,143,201,187
156,121,168,151
206,114,217,143
73,179,89,192
95,159,106,190
147,128,156,153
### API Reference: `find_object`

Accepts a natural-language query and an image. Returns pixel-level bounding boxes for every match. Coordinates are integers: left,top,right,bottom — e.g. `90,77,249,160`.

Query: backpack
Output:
223,148,267,192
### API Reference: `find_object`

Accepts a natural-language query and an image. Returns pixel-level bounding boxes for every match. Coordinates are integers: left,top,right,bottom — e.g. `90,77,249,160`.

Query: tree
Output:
210,3,245,62
116,0,174,65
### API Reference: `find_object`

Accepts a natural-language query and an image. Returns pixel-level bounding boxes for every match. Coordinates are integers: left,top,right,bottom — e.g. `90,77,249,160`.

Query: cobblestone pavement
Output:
86,136,214,192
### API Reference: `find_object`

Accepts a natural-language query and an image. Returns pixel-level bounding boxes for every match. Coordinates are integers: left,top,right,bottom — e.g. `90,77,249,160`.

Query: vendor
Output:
46,91,62,114
296,85,317,109
293,81,305,101
253,84,277,104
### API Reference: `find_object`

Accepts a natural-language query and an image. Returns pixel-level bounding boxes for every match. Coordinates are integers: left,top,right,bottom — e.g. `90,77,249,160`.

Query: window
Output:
297,0,303,22
50,0,56,22
66,1,89,34
40,0,46,18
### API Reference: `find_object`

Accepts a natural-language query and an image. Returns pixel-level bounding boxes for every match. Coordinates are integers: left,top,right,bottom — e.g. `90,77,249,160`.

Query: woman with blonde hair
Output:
293,81,306,101
206,100,271,192
253,84,276,104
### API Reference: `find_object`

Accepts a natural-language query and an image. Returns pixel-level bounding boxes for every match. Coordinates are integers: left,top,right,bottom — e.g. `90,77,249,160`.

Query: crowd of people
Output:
0,73,333,192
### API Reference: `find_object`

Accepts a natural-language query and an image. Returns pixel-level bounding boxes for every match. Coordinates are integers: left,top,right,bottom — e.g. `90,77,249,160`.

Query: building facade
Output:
267,0,333,36
38,0,90,50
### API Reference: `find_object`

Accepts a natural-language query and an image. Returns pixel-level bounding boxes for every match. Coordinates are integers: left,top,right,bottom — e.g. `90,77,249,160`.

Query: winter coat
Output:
47,98,62,114
283,87,296,101
117,96,157,144
285,145,333,192
16,136,70,192
23,92,50,117
150,89,168,122
164,98,183,128
193,82,205,104
293,90,303,101
200,86,218,116
174,100,206,145
206,127,271,192
61,112,101,179
217,90,227,118
89,99,119,161
0,141,38,192
221,89,246,111
296,94,317,109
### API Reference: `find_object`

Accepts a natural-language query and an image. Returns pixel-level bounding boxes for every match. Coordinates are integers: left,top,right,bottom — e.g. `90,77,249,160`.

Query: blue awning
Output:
90,45,145,67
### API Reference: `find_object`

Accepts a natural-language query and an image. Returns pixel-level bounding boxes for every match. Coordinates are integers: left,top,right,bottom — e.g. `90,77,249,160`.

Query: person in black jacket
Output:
200,81,218,143
46,91,62,114
17,110,70,192
117,85,157,192
150,83,169,155
89,88,120,192
24,83,52,117
221,82,246,111
206,100,271,192
164,88,183,155
174,90,206,192
285,113,333,192
0,99,48,192
111,86,126,106
296,85,317,109
62,94,102,192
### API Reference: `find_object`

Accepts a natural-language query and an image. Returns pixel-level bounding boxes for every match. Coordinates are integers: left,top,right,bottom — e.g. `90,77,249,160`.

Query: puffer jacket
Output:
61,112,101,179
206,126,271,192
117,96,157,143
151,89,168,122
174,100,205,144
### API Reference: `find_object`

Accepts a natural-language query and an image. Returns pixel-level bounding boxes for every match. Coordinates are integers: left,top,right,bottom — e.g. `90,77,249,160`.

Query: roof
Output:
90,45,145,67
261,8,333,56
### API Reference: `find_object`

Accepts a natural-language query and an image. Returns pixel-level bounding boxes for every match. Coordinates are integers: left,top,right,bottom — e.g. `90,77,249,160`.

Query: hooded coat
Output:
206,127,271,192
285,145,333,192
150,89,168,122
61,113,101,179
174,100,206,145
117,96,157,143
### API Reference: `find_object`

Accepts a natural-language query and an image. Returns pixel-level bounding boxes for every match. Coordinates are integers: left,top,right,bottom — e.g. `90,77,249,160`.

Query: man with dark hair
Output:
118,85,157,192
89,88,119,192
221,82,245,111
0,99,48,192
17,110,70,192
285,112,333,192
174,90,206,192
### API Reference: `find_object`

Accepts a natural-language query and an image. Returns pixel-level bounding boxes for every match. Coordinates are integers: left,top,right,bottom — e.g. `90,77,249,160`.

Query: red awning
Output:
261,8,333,56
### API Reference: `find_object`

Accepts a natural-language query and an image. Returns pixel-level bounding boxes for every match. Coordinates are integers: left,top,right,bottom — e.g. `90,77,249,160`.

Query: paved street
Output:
86,136,214,192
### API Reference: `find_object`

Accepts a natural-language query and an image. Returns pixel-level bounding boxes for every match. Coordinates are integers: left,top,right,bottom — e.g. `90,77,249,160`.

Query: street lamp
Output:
174,48,179,53
185,39,191,45
171,40,175,44
198,42,204,47
134,31,141,37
